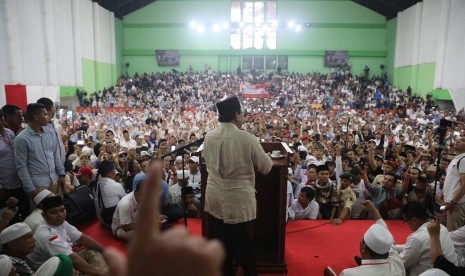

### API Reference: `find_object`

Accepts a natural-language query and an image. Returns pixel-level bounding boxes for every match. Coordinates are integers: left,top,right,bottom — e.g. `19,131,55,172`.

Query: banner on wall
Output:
324,51,349,68
155,50,180,67
0,84,60,110
241,84,270,98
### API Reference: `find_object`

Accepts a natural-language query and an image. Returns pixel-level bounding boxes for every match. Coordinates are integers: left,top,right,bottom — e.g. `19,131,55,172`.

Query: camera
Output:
439,119,453,128
359,157,366,168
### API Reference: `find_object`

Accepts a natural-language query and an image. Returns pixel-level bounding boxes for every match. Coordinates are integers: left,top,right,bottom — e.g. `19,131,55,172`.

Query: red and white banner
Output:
0,84,60,110
241,84,270,98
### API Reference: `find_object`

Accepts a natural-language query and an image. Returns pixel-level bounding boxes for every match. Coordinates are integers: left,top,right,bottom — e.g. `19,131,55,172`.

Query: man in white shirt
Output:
169,170,191,205
397,201,457,275
441,136,465,231
288,186,319,220
28,196,108,275
94,161,126,225
340,200,406,276
119,130,136,149
112,174,143,241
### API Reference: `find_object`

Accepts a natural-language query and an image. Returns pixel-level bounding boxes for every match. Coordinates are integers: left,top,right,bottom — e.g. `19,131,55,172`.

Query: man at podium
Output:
203,96,273,276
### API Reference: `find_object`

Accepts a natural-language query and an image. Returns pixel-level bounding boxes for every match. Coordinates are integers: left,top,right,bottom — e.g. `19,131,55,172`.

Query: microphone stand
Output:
162,138,204,229
432,120,449,214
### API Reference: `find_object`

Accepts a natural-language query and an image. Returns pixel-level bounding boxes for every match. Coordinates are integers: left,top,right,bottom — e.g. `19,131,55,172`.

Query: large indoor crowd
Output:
1,69,465,275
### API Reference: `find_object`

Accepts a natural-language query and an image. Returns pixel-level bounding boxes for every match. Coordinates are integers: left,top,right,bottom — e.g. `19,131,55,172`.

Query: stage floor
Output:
80,219,411,275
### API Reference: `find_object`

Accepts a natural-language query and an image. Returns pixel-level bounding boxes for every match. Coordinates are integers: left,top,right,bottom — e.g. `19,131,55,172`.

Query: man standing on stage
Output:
204,96,273,276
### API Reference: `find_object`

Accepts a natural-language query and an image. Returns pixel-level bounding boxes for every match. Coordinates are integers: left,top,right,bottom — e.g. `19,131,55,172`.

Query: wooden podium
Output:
200,142,291,274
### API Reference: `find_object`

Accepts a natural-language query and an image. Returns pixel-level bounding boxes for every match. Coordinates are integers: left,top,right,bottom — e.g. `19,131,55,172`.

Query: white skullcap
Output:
0,255,13,276
189,156,199,164
34,190,53,206
363,224,393,255
175,155,183,161
68,154,78,161
34,254,73,276
176,170,190,180
418,268,450,276
0,223,32,245
82,148,92,156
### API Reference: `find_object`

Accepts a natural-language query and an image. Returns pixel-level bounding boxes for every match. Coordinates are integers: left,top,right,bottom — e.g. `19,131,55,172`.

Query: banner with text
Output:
241,84,270,98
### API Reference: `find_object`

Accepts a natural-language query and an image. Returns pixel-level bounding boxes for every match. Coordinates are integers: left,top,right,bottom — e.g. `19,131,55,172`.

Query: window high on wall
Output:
230,0,277,50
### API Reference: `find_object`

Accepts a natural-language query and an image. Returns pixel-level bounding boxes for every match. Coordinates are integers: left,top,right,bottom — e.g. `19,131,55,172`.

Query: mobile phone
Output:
434,202,446,214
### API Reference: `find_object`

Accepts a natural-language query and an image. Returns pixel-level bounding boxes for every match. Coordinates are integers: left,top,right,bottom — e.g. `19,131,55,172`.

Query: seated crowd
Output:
1,69,465,275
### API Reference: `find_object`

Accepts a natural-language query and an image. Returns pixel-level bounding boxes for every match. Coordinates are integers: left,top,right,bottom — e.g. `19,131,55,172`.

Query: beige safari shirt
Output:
204,123,273,224
337,186,356,216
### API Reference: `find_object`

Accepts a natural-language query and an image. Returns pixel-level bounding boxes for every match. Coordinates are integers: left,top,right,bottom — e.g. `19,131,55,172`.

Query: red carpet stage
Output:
79,219,411,275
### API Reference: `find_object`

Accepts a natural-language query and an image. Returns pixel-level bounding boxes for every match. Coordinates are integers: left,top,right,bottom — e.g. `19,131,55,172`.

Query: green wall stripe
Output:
432,89,452,101
123,49,386,57
124,23,385,29
60,86,84,97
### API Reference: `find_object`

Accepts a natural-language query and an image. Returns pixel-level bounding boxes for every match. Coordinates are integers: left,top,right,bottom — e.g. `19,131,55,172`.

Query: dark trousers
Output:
3,187,30,224
319,203,332,219
208,214,257,276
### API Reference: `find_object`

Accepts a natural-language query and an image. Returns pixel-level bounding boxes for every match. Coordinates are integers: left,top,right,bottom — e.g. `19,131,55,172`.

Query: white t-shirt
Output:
94,177,126,219
112,192,138,235
443,153,465,203
288,199,319,220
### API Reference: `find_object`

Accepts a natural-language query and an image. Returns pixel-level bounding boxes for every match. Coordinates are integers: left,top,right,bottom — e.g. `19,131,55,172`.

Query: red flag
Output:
5,84,27,110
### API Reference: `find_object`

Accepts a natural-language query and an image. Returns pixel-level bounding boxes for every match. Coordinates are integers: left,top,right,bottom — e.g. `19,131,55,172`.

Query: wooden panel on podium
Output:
200,142,291,274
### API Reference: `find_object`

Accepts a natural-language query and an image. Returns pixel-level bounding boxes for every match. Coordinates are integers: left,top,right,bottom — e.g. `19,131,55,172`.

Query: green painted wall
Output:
394,63,435,97
121,0,387,76
385,18,396,82
432,89,452,100
82,59,116,93
60,86,84,97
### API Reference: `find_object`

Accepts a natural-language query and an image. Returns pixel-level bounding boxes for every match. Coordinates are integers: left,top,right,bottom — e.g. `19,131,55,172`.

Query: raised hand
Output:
103,162,224,276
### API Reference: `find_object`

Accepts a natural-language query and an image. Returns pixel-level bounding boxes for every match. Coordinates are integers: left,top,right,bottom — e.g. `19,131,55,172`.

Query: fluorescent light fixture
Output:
287,21,295,28
189,21,196,28
295,24,302,32
213,23,221,32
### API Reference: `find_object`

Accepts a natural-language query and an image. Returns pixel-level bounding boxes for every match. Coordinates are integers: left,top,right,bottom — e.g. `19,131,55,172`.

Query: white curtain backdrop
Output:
0,0,115,90
434,0,465,91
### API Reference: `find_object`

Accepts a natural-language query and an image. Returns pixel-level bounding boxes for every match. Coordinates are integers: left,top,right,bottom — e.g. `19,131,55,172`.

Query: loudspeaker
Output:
64,185,96,225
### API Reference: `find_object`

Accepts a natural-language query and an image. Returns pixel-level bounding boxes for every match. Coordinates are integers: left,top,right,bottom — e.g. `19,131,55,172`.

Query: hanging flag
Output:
0,84,60,109
241,84,270,98
4,84,27,110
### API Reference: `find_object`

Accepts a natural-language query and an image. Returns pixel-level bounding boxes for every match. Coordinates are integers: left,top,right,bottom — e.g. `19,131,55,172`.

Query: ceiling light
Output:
196,24,205,32
287,21,295,28
222,22,229,29
213,24,221,32
295,25,302,32
189,21,196,28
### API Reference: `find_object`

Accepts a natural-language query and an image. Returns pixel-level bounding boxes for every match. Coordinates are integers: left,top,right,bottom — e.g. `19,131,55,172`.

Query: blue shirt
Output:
0,128,22,189
14,125,65,193
367,184,404,210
